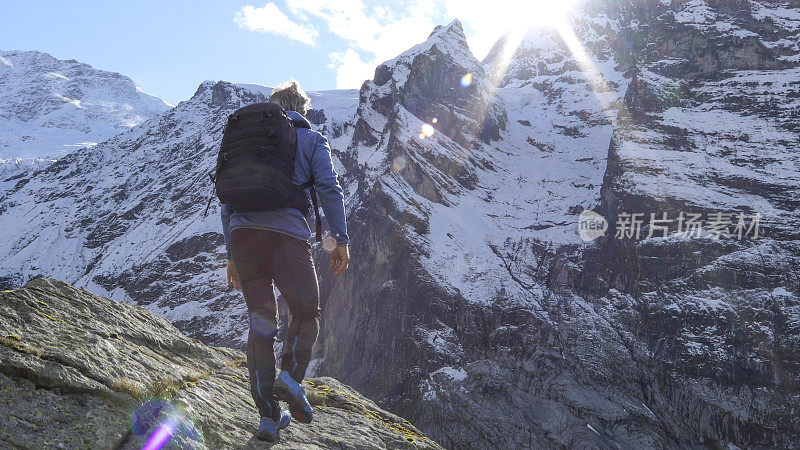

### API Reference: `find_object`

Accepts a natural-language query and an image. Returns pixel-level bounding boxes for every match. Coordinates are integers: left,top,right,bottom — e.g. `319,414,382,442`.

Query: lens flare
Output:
132,400,171,436
432,117,438,123
322,235,337,252
391,155,408,172
460,73,473,88
249,312,278,338
132,399,203,449
418,132,426,139
421,124,435,137
143,423,174,450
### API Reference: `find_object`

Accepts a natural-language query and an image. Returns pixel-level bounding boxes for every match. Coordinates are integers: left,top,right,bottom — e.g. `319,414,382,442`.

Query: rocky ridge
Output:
0,278,440,449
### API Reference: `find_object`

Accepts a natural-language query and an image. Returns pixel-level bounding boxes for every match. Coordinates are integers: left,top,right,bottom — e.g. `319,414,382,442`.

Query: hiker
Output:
217,80,350,441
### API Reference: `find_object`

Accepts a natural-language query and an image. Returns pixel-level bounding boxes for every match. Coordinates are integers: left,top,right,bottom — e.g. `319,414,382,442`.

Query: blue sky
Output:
1,1,576,105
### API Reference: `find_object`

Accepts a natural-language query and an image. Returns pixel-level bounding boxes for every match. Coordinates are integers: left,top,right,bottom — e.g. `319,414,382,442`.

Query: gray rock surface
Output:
0,278,441,449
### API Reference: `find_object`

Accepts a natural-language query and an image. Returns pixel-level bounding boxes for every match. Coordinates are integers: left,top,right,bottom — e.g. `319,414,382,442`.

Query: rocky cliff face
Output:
577,0,800,447
319,4,800,450
0,278,440,449
1,1,799,449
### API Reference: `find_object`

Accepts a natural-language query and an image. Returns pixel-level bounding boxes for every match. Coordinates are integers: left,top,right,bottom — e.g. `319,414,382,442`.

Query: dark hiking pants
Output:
230,228,321,419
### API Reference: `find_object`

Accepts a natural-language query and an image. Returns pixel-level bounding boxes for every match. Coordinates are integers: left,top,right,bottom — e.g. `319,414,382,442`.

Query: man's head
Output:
269,80,311,116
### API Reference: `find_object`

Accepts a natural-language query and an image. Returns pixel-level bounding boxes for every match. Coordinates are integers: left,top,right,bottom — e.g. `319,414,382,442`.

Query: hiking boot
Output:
275,370,313,424
256,409,291,441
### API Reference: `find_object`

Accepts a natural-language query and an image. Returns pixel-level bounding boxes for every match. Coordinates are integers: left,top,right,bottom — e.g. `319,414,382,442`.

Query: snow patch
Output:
46,72,69,80
431,366,468,382
675,0,716,25
416,324,465,359
752,2,800,32
771,287,796,297
63,142,99,148
54,94,81,108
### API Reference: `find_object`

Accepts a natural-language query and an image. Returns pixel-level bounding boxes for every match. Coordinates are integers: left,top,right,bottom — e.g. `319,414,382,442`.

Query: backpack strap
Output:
295,179,321,242
202,170,217,217
309,184,322,243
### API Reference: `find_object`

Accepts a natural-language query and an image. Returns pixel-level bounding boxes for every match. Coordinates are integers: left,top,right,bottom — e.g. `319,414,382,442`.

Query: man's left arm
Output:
310,133,349,246
310,133,350,277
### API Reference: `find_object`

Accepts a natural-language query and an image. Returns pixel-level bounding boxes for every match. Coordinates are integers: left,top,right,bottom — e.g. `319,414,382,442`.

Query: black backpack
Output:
207,102,321,241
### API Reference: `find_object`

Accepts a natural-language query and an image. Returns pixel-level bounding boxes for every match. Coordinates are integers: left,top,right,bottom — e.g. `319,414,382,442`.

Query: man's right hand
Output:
227,259,241,291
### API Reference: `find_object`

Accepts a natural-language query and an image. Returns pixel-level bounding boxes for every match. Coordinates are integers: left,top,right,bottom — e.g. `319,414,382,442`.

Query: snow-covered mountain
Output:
1,0,799,448
0,79,357,344
0,50,170,160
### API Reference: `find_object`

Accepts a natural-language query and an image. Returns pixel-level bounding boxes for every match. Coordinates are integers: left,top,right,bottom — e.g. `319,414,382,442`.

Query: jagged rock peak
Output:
1,49,123,78
186,80,275,110
354,18,505,154
0,278,442,449
0,49,170,110
483,0,800,87
369,19,480,89
427,18,468,47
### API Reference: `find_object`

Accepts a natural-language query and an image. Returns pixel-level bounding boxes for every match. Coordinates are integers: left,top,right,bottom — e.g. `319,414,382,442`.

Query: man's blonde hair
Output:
269,80,311,115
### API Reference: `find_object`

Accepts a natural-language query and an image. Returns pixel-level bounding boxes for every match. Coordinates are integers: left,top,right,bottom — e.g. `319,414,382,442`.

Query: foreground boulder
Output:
0,278,441,449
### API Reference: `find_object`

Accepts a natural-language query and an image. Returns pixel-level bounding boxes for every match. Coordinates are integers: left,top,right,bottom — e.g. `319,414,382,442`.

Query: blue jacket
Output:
221,110,349,258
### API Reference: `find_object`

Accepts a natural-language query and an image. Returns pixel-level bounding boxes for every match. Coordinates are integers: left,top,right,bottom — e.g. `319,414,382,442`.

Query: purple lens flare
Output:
142,422,175,450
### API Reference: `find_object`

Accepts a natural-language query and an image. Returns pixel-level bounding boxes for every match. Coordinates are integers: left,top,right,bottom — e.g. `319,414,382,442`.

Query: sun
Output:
481,0,621,129
512,0,581,27
487,0,582,84
451,0,616,145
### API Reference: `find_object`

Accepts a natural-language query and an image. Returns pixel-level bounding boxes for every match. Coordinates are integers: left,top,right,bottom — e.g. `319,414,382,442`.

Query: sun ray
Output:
453,0,626,163
485,28,528,86
481,1,623,132
553,19,621,126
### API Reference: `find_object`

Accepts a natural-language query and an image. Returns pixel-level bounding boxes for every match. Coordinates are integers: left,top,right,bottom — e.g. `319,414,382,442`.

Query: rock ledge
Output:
0,278,441,449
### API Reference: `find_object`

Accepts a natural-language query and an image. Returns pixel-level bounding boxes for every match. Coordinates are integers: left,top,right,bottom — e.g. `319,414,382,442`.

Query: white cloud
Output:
234,1,580,89
328,48,379,89
287,0,440,88
234,3,319,45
